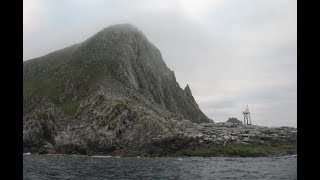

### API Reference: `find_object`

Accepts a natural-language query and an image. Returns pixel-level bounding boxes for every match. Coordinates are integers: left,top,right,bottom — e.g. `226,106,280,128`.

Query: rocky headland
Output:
23,24,296,157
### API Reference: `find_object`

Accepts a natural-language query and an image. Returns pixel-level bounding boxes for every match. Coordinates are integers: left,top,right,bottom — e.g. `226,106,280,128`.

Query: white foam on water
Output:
23,152,31,155
91,155,112,158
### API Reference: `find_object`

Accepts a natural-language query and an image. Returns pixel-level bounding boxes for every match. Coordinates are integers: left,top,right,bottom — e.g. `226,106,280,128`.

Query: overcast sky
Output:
23,0,297,127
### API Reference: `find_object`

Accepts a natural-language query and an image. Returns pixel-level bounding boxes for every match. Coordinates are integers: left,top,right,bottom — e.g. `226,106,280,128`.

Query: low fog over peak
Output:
23,0,297,127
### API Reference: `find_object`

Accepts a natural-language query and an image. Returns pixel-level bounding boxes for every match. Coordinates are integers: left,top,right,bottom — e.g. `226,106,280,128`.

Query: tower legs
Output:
243,113,251,125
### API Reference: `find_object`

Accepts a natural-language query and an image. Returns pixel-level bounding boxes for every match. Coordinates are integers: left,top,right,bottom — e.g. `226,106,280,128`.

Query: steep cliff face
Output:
86,24,209,123
23,24,212,154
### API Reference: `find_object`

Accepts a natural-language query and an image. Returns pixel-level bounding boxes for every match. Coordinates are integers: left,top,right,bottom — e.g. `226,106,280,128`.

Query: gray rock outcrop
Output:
226,117,242,124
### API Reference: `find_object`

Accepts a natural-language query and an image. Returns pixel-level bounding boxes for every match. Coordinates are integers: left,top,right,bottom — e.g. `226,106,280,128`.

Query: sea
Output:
23,154,297,179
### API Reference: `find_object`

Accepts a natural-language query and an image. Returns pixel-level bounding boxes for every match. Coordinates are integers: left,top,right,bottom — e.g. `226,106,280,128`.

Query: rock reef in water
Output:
23,24,296,156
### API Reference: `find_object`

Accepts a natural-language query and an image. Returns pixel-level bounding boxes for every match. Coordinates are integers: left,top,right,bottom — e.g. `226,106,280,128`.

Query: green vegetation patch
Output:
60,99,80,116
23,46,124,116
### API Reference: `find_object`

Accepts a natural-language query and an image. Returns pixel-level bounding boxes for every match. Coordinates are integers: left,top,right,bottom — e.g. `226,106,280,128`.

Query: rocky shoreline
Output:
23,122,296,157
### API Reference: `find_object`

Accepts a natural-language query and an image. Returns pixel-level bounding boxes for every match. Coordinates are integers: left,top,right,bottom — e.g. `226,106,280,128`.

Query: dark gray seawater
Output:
23,154,296,180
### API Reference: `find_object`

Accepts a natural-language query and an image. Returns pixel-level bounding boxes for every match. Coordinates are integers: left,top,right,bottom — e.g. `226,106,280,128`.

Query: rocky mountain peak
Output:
102,23,142,33
89,23,148,45
184,84,198,108
184,84,192,95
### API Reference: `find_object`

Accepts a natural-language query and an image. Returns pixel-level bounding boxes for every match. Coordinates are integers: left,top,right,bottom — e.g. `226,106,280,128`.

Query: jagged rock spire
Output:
184,84,199,108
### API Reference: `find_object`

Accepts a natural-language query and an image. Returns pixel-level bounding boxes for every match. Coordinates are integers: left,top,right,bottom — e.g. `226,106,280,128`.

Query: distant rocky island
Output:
23,24,296,157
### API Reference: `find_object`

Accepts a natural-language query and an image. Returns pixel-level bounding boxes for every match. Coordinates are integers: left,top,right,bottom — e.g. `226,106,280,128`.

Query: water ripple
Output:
24,154,296,180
